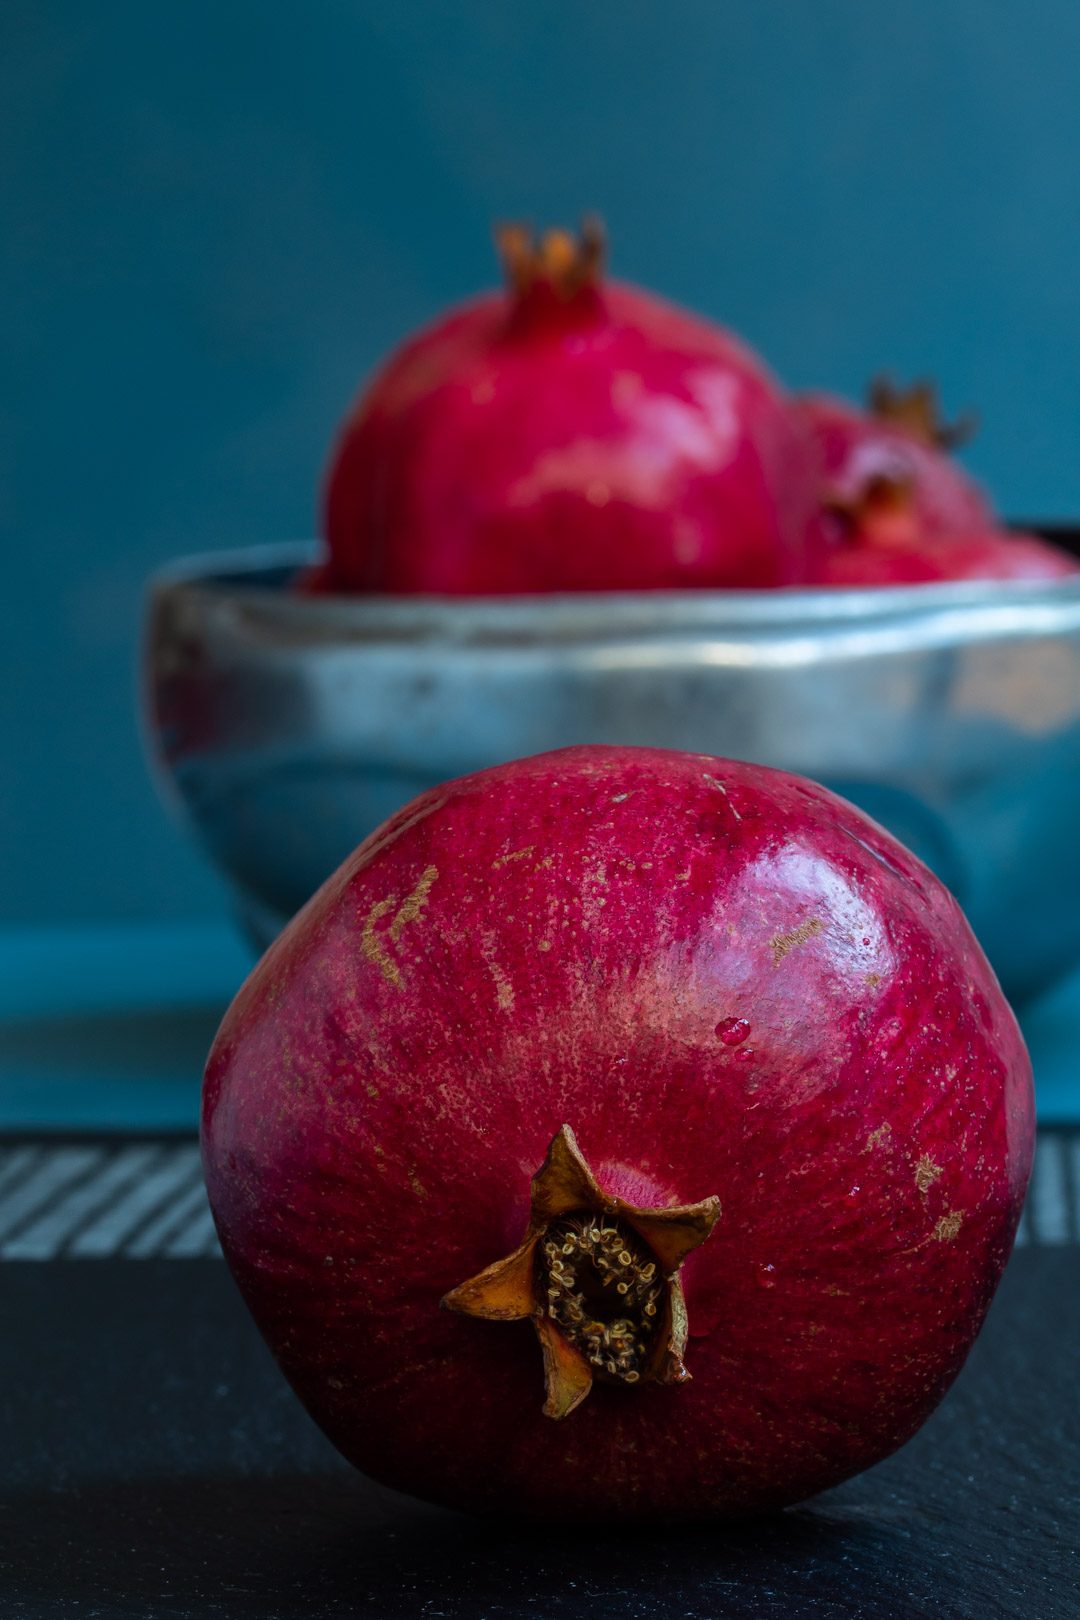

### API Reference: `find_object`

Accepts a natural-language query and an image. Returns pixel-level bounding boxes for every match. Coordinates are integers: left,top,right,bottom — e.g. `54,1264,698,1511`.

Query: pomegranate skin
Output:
810,521,1080,586
321,278,814,593
203,746,1033,1521
795,390,993,546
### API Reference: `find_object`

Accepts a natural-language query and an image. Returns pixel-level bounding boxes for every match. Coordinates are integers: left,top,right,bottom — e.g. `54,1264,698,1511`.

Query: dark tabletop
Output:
1,1137,1078,1620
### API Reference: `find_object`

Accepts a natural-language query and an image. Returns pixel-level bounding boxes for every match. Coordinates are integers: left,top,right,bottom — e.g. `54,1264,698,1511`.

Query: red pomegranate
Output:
805,481,1079,585
203,746,1033,1521
812,526,1079,586
319,221,814,593
796,378,993,554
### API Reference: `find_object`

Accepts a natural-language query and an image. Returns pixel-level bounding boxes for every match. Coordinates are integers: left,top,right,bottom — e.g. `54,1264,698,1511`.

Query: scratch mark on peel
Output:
770,916,824,966
390,865,438,943
493,845,535,869
704,775,741,820
408,1170,428,1199
915,1155,943,1194
933,1211,963,1241
361,896,402,989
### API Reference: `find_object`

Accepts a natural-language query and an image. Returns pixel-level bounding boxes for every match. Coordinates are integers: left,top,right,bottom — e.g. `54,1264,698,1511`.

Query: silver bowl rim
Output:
146,540,1080,648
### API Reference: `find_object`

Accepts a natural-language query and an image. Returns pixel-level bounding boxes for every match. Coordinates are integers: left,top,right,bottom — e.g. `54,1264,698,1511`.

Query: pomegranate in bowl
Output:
318,222,815,594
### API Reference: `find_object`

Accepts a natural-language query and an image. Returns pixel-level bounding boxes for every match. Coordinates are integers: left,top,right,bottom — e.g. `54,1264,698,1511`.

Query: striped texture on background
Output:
0,1134,1076,1261
0,1142,216,1260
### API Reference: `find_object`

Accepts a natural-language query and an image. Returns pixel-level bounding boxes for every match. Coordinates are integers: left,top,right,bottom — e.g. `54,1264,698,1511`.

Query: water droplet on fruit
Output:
735,1047,755,1064
715,1017,750,1046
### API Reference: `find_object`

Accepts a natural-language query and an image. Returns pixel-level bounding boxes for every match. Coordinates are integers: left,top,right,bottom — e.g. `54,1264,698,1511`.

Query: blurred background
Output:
6,1,1080,1120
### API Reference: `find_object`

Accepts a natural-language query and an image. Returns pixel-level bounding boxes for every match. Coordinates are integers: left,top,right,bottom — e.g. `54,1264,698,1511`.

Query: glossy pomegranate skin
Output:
321,282,813,593
796,392,993,544
810,521,1080,586
203,746,1033,1521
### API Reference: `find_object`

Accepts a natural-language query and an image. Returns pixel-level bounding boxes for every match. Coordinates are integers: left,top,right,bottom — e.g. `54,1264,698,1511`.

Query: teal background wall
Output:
6,1,1080,924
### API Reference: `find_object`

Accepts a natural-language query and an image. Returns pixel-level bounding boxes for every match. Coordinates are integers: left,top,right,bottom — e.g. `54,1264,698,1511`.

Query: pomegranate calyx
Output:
822,465,917,543
868,376,977,450
495,216,606,303
441,1124,720,1420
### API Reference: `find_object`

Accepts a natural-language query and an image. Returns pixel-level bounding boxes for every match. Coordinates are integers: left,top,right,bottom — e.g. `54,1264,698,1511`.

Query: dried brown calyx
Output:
441,1125,720,1420
823,464,916,537
495,216,606,302
868,376,976,450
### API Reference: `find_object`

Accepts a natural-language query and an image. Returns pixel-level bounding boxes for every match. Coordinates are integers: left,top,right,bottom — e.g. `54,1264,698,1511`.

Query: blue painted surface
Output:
0,925,251,1130
7,2,1080,923
0,925,1076,1130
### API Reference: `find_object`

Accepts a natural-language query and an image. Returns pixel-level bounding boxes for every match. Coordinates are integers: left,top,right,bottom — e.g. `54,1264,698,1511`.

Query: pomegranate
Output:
203,746,1033,1521
806,482,1079,585
797,378,993,553
319,221,814,593
812,526,1079,586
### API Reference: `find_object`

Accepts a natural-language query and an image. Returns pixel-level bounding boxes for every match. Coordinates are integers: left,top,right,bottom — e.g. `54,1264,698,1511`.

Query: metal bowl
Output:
143,539,1080,1002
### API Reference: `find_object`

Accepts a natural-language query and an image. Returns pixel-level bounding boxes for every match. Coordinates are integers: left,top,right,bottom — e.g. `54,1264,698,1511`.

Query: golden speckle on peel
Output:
933,1211,964,1242
865,1124,892,1151
360,867,439,989
769,916,824,966
486,957,515,1011
915,1155,944,1194
360,896,402,989
492,845,536,868
389,865,439,944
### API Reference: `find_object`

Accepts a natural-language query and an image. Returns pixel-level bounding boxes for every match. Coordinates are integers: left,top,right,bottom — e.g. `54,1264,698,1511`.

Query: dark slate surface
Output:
2,1247,1078,1620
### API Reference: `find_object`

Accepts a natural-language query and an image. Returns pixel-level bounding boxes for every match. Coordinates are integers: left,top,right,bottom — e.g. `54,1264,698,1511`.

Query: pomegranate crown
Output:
442,1124,720,1420
823,462,917,531
868,376,977,451
495,215,606,302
